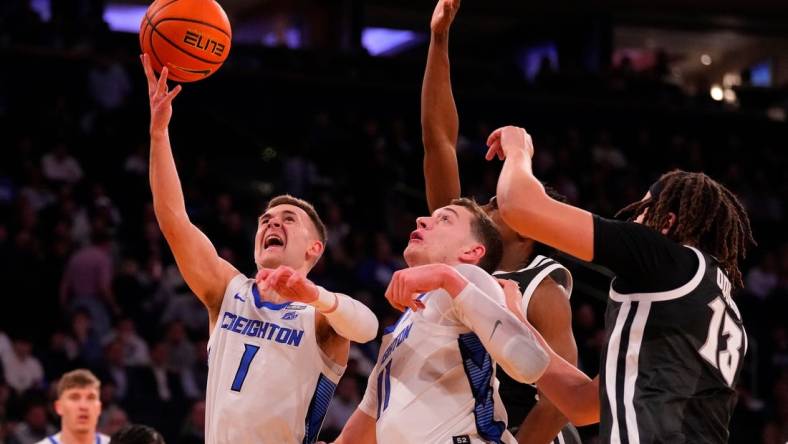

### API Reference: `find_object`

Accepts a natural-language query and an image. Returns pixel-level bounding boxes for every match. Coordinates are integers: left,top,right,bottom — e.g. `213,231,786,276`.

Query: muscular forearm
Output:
496,150,544,225
536,351,599,426
421,31,460,212
334,408,376,444
149,130,190,231
516,395,569,444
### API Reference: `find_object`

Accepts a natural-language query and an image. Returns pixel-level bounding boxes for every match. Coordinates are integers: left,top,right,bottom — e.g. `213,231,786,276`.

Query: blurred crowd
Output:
0,3,787,444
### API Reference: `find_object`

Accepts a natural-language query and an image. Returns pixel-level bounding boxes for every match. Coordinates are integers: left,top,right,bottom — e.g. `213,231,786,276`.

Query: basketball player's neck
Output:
60,428,96,444
497,244,534,272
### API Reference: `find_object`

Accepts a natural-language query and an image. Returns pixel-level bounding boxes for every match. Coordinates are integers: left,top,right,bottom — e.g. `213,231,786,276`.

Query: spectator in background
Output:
746,253,779,299
96,339,131,402
162,322,194,374
1,336,44,395
59,228,118,337
40,331,79,382
99,404,129,437
41,143,83,185
126,341,186,440
69,309,103,367
8,402,56,444
180,339,207,401
88,55,131,112
102,318,149,367
177,401,204,444
19,168,55,212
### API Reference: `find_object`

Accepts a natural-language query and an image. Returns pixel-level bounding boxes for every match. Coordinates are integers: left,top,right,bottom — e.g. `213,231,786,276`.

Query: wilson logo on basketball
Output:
183,30,226,57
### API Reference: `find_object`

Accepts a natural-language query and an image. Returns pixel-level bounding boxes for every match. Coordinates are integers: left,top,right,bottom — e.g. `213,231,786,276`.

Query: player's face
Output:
254,204,322,270
55,386,101,435
404,205,482,267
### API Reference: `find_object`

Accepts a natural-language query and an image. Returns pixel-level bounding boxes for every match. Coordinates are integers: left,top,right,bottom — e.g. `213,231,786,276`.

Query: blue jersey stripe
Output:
376,369,385,419
458,333,506,444
383,360,392,411
302,374,337,444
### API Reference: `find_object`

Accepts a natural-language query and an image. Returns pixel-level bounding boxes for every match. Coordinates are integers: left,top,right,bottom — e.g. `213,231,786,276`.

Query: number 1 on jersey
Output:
231,344,260,392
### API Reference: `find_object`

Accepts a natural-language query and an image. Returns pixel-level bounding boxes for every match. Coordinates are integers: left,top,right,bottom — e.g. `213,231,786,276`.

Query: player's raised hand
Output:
485,126,534,161
430,0,460,36
256,265,319,304
385,264,468,312
141,53,181,135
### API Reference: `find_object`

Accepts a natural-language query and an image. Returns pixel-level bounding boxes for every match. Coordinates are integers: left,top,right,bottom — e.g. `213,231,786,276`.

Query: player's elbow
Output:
500,335,549,384
497,184,545,232
354,319,379,344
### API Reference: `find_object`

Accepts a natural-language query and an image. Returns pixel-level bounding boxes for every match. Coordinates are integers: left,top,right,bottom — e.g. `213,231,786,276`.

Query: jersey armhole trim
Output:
493,255,551,275
609,246,705,302
521,263,570,314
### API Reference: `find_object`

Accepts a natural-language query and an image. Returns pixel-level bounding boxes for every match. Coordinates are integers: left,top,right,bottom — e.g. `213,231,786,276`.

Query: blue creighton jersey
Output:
206,274,344,444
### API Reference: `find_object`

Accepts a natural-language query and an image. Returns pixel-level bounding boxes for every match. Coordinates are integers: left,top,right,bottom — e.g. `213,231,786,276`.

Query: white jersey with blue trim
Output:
358,265,516,444
35,432,110,444
205,274,345,444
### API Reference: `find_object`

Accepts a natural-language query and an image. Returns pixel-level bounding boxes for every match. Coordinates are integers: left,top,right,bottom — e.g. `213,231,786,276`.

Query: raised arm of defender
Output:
487,126,595,261
142,54,238,326
422,0,462,212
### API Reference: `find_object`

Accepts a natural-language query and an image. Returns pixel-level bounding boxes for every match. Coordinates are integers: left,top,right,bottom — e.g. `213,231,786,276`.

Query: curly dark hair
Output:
616,170,755,288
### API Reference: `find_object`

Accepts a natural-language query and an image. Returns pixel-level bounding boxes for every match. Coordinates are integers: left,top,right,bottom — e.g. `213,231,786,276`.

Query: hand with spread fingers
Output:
385,263,468,312
256,265,320,304
141,53,182,135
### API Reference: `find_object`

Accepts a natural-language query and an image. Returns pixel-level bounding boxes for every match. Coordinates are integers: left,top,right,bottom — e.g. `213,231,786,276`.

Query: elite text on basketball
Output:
183,30,226,57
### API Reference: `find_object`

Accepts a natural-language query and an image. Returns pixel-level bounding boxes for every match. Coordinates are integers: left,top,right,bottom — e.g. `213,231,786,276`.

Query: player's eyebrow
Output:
434,207,460,218
259,209,298,222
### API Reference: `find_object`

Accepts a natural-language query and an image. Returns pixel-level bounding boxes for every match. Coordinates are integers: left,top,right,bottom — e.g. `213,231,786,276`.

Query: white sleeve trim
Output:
609,246,705,302
521,263,573,313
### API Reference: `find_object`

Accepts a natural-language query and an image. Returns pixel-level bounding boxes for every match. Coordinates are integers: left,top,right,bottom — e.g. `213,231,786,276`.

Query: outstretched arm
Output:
142,54,238,326
501,279,599,426
517,281,578,444
385,264,549,383
487,126,594,261
422,0,462,212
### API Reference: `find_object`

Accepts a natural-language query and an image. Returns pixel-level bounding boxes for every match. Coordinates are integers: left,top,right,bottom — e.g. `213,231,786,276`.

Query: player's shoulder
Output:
452,264,503,299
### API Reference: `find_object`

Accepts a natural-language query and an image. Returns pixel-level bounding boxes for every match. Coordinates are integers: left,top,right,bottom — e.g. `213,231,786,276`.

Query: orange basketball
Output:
139,0,232,83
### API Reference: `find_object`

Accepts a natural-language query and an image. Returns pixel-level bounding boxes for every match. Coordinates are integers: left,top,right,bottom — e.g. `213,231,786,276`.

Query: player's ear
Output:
54,399,63,416
306,239,324,263
661,212,677,235
460,243,486,265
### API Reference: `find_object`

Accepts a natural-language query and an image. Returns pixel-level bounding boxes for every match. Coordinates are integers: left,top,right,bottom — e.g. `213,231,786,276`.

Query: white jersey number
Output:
699,297,744,386
231,344,260,392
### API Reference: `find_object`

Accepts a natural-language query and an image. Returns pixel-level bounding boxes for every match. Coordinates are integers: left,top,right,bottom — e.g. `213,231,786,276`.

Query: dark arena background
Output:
1,0,787,442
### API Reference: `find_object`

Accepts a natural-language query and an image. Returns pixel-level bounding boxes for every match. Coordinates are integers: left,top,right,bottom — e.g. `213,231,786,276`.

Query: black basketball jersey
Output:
599,246,747,444
494,255,580,444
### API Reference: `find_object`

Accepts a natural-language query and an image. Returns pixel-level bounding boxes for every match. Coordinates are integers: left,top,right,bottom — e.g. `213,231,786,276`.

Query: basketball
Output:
139,0,232,82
